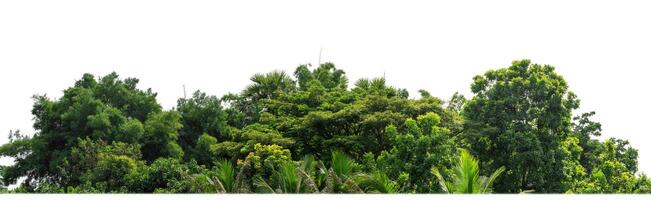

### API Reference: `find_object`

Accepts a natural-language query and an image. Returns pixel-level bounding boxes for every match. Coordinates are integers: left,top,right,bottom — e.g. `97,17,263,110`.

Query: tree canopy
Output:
0,60,647,194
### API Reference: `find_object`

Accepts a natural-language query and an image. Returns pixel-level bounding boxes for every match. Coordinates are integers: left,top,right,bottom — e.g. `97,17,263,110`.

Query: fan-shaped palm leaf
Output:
244,71,295,100
331,150,356,178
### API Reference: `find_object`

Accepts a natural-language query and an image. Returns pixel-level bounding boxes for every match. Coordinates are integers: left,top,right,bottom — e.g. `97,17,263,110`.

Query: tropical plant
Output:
0,60,646,194
254,161,317,193
462,60,579,193
254,152,364,194
356,172,398,193
243,71,296,101
321,150,363,193
432,149,505,194
214,159,236,193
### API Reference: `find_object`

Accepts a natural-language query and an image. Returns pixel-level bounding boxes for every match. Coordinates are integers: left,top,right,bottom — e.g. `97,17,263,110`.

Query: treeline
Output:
0,60,649,193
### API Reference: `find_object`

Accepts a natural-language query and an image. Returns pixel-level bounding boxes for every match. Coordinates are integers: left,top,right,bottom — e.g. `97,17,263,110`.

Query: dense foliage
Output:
0,60,648,193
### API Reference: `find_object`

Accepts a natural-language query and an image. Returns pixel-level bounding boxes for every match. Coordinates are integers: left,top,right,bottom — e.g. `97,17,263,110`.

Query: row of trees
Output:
0,60,649,193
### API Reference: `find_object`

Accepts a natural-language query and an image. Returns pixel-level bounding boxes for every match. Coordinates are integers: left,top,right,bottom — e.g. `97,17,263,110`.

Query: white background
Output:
1,0,650,177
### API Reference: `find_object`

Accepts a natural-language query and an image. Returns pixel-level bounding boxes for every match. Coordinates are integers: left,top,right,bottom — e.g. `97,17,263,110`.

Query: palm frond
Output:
253,176,276,193
298,168,319,193
480,166,505,193
344,177,364,193
212,175,227,193
433,149,505,194
454,149,480,193
300,155,316,172
275,161,301,193
331,150,356,178
431,167,452,193
215,159,235,193
357,172,397,193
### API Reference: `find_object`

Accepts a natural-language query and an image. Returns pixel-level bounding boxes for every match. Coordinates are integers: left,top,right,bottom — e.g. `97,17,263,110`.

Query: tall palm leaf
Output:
254,158,317,193
254,152,364,194
253,177,277,193
326,150,363,193
215,159,236,193
480,166,505,193
331,150,356,178
432,149,505,194
275,162,302,193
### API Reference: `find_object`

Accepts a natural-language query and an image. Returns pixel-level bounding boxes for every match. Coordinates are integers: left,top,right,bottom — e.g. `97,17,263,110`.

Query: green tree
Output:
446,92,466,112
462,59,579,193
0,62,644,194
62,138,142,190
572,138,637,193
84,155,138,192
294,63,348,91
129,158,193,193
141,111,184,162
375,112,456,193
560,136,587,192
0,73,160,190
633,174,651,193
193,133,219,166
176,90,229,163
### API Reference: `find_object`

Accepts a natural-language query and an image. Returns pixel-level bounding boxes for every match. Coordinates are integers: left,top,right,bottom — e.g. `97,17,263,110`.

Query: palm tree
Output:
214,159,236,193
254,151,364,193
187,160,238,193
356,172,398,193
254,156,319,193
322,150,363,193
432,149,506,194
243,71,295,101
254,161,318,193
